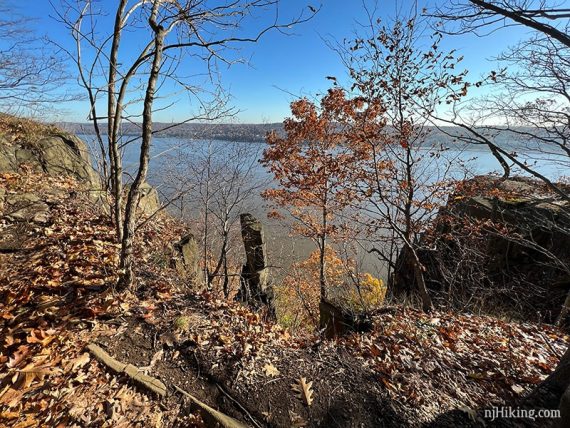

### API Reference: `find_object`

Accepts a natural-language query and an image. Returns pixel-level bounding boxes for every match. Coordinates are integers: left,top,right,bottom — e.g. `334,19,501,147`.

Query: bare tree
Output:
432,0,570,48
334,8,474,311
0,1,71,115
55,0,316,289
433,36,570,202
430,1,569,193
160,140,268,297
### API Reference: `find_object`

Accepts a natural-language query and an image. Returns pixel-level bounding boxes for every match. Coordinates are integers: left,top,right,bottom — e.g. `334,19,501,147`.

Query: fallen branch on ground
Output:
86,343,167,396
173,384,250,428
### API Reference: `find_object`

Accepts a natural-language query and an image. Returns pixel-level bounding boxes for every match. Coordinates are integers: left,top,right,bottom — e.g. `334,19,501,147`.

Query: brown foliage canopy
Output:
261,88,385,241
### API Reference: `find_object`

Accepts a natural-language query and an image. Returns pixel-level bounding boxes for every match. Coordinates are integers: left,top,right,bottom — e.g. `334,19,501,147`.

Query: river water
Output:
80,135,569,283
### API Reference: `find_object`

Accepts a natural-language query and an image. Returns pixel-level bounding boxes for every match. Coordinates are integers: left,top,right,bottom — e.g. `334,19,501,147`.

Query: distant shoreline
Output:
61,122,561,149
60,122,281,143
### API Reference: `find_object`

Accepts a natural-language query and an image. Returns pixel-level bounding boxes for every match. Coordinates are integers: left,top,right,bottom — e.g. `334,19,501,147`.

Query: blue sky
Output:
9,0,531,123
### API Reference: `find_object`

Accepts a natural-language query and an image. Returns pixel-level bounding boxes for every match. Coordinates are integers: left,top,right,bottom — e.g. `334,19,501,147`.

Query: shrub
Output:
276,247,386,332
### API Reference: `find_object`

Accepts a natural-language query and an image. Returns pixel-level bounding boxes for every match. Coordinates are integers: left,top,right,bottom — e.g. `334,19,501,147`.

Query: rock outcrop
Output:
236,213,274,313
0,128,99,188
1,116,102,224
122,182,161,216
137,182,160,215
2,192,50,223
392,176,570,323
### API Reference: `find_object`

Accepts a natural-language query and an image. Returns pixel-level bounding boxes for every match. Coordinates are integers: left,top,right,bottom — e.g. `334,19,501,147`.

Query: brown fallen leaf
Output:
218,334,232,345
26,329,56,347
4,335,16,347
263,362,280,377
0,387,23,408
14,364,61,390
69,353,91,371
291,377,314,406
511,384,525,394
7,345,29,369
74,372,89,384
0,410,20,420
12,415,37,428
289,410,307,427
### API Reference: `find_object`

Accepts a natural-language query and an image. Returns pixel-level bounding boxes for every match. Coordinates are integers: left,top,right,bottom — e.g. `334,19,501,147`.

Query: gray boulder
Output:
0,137,17,172
35,133,99,186
136,182,160,215
123,182,161,216
0,128,99,188
3,193,50,223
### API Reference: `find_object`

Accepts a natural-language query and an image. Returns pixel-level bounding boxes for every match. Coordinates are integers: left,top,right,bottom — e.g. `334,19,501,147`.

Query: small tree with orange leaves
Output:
261,88,385,324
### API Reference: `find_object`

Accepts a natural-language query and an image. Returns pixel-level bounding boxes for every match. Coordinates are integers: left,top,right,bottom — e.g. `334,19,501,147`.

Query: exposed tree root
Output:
86,343,167,397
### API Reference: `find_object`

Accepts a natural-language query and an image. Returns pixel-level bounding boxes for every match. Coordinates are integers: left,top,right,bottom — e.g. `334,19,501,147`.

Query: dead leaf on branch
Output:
291,377,314,406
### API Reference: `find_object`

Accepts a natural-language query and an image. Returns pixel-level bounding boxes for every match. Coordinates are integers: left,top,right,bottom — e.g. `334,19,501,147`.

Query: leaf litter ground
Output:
0,171,567,427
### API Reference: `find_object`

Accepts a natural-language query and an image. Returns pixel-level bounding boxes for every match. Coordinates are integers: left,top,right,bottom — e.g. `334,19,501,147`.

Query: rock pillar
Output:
237,213,273,313
174,233,201,287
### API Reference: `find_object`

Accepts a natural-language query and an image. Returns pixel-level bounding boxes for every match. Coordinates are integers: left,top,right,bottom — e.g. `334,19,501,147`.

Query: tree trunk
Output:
319,235,327,301
222,253,229,298
319,203,328,303
117,8,165,290
400,137,432,312
409,245,432,312
526,346,570,411
108,0,128,241
557,291,570,326
413,262,432,312
208,222,229,287
203,150,211,287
